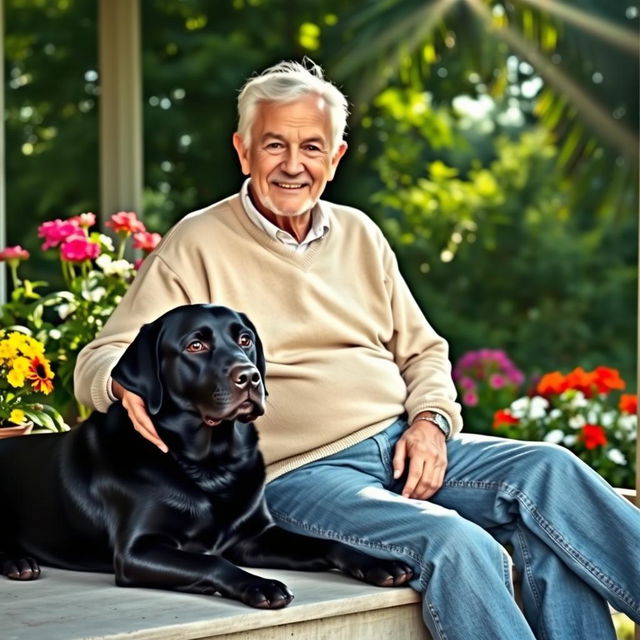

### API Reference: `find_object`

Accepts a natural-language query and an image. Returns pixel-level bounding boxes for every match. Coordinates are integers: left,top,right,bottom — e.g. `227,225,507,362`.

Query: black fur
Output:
0,304,412,608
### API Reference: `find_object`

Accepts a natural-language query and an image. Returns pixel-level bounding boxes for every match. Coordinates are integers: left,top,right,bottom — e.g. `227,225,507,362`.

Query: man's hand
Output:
112,380,169,453
392,414,447,500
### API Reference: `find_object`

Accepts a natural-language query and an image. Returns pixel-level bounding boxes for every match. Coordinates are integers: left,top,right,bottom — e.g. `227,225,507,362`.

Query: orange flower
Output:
592,366,625,394
578,424,607,450
493,409,519,429
564,367,597,397
536,371,567,396
619,394,637,415
25,355,54,394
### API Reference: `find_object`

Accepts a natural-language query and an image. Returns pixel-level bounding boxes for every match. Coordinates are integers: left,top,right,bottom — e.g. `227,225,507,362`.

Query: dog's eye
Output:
186,340,207,353
238,334,253,348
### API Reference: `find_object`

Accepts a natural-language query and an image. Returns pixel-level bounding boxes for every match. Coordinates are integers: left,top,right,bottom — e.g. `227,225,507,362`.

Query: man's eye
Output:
266,142,283,149
238,334,253,348
186,340,207,353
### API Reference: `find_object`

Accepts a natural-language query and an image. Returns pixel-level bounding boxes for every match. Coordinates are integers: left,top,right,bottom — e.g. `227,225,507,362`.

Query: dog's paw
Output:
332,548,413,588
1,554,41,581
241,578,294,609
357,559,413,587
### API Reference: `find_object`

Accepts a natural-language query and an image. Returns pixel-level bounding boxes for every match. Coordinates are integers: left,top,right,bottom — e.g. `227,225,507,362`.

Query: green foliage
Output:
366,86,637,388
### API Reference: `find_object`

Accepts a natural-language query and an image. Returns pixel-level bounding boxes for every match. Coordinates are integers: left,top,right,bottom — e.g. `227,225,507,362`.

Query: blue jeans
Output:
265,417,640,640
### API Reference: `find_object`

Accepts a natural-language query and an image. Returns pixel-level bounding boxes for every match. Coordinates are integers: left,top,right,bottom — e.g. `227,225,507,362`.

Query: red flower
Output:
38,219,81,250
619,394,637,415
25,355,54,394
132,231,161,253
536,371,567,396
493,409,519,429
0,245,30,262
60,235,101,262
106,211,145,235
564,367,597,397
578,424,607,450
592,366,625,394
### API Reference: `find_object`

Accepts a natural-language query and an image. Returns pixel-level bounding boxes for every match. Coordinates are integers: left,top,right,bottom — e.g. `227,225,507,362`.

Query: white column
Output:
98,0,142,223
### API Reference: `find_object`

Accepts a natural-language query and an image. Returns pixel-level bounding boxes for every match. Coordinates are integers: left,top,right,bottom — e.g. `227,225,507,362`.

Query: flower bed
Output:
455,350,637,488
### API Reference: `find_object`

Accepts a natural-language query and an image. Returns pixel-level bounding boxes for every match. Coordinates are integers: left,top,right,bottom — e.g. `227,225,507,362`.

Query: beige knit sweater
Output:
74,193,462,480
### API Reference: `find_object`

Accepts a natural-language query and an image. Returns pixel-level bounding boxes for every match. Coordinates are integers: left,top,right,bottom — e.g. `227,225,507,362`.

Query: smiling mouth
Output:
274,182,306,190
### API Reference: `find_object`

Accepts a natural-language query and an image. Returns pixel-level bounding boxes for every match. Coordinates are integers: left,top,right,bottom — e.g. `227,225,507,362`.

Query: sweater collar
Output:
239,179,330,251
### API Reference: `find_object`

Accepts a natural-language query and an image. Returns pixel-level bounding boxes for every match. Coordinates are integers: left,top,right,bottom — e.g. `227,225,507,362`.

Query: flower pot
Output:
0,421,34,439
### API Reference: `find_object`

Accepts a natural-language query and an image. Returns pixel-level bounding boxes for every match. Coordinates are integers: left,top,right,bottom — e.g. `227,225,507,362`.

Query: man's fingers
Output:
401,457,425,498
122,392,168,453
392,439,406,480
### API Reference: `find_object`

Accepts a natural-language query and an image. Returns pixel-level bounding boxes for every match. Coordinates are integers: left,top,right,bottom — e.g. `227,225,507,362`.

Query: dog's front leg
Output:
114,539,294,609
226,525,413,587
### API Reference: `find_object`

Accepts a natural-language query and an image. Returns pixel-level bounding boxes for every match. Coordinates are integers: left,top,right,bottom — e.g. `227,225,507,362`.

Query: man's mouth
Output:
274,182,306,190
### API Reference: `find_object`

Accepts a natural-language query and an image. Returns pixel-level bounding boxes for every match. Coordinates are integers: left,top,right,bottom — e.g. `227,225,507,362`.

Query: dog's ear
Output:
239,312,267,390
111,321,165,415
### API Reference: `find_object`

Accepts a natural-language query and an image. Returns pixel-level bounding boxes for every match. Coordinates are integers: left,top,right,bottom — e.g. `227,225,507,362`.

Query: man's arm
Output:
382,242,462,499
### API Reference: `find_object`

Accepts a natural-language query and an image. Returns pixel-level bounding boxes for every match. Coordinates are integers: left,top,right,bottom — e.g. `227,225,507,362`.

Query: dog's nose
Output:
230,364,261,390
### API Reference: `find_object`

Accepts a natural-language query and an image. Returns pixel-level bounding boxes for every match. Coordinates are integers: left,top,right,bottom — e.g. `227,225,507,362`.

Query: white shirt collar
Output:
240,179,329,252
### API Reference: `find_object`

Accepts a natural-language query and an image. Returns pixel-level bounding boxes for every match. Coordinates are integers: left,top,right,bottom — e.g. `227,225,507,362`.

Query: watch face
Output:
434,413,450,434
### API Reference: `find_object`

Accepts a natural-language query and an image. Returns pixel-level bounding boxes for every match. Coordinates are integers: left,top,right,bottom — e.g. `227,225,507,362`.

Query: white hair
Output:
237,59,349,154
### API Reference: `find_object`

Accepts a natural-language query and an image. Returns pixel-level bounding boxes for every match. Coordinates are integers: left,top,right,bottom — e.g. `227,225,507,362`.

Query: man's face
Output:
233,94,347,219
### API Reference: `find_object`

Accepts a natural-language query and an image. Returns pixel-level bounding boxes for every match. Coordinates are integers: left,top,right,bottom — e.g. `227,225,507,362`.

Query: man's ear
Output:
111,321,165,415
328,141,348,181
232,132,251,175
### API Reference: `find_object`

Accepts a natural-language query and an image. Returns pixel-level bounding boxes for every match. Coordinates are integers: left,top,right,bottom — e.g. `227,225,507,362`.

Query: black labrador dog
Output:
0,304,412,608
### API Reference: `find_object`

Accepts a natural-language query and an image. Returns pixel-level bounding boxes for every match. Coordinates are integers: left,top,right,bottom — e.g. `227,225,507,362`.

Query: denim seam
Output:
269,507,448,640
444,479,640,616
514,523,547,640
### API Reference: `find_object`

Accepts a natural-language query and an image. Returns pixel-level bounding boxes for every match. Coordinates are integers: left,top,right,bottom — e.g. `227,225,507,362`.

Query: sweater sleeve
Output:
383,244,463,437
74,253,193,412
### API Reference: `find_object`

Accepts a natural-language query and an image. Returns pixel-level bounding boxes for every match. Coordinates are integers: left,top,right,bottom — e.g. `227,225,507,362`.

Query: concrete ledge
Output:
1,567,425,640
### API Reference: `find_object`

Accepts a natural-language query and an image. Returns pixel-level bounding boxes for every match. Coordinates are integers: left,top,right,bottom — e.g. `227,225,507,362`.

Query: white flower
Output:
528,396,549,420
619,414,637,434
49,329,61,340
600,411,616,428
82,286,106,302
99,234,114,252
543,429,564,444
563,434,577,446
509,397,529,419
565,390,587,409
549,408,562,420
606,448,627,466
568,414,586,429
95,253,112,271
586,409,600,424
58,302,77,319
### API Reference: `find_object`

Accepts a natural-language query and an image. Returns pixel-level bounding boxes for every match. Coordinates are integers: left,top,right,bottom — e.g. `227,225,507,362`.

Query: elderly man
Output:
75,60,640,640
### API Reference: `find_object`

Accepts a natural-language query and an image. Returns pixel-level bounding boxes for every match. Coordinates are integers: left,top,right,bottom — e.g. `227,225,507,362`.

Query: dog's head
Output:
112,304,267,431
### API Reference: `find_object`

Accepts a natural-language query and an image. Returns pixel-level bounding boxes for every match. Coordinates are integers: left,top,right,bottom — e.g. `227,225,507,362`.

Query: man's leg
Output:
427,431,640,638
265,419,536,640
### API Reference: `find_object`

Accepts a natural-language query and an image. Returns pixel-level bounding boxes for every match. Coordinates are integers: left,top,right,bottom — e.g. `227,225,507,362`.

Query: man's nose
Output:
282,147,303,174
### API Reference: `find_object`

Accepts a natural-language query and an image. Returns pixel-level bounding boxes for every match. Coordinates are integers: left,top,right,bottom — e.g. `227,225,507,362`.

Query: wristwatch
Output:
414,412,451,438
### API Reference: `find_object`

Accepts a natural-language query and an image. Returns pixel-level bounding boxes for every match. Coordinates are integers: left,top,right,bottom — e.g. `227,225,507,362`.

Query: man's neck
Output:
247,185,312,243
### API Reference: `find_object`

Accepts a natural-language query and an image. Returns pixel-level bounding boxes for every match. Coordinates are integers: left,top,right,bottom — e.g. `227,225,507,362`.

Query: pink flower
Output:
463,391,478,407
68,212,96,228
60,235,101,262
38,219,82,250
106,211,145,235
489,374,506,389
0,245,30,262
459,376,476,390
132,231,161,253
133,257,144,270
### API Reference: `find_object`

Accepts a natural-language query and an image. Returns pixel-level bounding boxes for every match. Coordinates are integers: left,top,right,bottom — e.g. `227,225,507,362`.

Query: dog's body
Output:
0,305,411,608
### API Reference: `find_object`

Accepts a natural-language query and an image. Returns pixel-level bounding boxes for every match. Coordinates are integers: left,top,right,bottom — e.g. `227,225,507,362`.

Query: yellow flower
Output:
0,338,18,363
9,409,25,424
26,356,55,394
8,332,45,359
7,356,31,388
